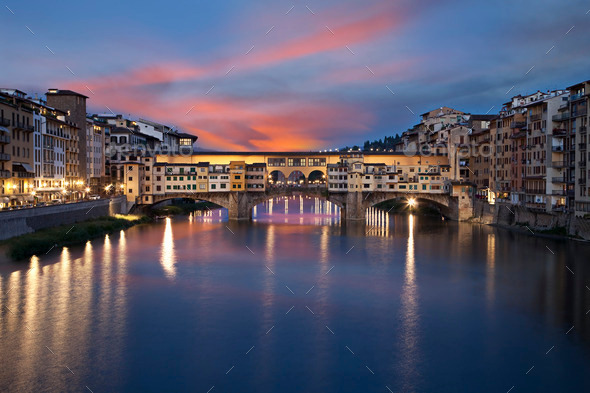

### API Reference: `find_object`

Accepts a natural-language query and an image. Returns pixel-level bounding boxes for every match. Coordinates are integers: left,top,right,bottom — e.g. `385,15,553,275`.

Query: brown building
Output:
46,89,89,182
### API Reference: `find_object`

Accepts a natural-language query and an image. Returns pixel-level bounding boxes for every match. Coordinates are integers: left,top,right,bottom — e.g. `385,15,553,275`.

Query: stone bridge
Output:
147,187,470,221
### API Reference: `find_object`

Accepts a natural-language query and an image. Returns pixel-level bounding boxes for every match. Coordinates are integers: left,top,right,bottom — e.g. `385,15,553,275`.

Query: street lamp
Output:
407,198,417,209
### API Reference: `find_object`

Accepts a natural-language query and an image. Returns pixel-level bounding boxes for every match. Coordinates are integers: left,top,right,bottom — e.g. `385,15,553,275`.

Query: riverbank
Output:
2,214,151,260
471,200,590,241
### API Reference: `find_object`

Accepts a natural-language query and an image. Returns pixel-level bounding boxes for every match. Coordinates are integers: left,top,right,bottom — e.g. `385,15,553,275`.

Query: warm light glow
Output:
407,198,417,208
85,187,90,192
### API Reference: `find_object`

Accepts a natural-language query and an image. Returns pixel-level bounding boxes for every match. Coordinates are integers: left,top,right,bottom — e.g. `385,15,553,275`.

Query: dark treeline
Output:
341,134,402,152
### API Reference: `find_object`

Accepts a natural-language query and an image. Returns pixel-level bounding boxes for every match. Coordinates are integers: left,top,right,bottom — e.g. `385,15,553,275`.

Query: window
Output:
308,158,326,166
199,184,206,189
157,186,161,191
129,177,133,181
220,183,226,189
288,158,305,167
211,184,216,190
128,188,132,193
268,158,286,166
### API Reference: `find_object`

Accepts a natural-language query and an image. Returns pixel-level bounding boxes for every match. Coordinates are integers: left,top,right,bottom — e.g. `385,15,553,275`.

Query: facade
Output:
565,81,590,216
46,89,88,182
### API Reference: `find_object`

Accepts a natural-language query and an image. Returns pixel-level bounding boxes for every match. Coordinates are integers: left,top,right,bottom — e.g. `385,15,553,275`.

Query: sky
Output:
2,0,590,151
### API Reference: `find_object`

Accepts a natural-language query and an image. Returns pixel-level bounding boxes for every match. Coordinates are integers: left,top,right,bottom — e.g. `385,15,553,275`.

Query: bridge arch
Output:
362,191,455,218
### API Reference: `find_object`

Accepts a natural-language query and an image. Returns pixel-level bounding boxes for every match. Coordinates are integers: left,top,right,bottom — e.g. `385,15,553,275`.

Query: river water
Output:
1,196,589,392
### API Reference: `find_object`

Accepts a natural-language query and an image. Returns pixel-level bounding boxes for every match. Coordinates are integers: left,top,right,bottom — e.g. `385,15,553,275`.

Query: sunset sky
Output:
3,0,590,151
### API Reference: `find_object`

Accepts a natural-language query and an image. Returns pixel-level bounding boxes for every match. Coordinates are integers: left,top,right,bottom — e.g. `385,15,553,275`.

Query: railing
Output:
580,178,587,185
570,93,584,101
572,108,588,118
0,118,10,127
551,190,566,196
579,143,587,150
581,126,587,134
0,169,10,178
14,121,34,132
510,121,527,129
0,152,10,161
552,112,570,121
551,145,564,152
551,161,566,168
0,134,10,144
12,171,34,178
552,128,567,136
551,177,566,183
530,114,542,122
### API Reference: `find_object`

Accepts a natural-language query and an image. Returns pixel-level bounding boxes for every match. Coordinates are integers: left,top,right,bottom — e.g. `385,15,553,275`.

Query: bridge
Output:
148,187,469,221
130,151,474,221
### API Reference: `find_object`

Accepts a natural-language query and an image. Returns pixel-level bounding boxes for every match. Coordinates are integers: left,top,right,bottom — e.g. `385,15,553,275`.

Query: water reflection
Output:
161,217,177,279
397,215,420,390
1,197,590,392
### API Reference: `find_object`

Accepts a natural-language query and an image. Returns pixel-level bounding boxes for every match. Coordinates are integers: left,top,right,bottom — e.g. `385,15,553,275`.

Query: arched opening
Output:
251,194,341,224
308,170,326,188
287,170,305,187
268,170,286,188
150,197,225,218
371,196,449,218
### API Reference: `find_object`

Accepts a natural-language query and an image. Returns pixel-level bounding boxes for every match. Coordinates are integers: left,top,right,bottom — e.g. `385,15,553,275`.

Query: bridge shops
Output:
123,151,473,221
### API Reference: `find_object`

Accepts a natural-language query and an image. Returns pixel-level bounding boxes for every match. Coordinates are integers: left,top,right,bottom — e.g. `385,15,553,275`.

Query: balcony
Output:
580,161,587,167
552,161,566,168
510,121,527,129
551,145,564,152
552,128,567,136
0,169,10,178
12,171,34,178
0,134,10,144
14,121,34,132
580,178,587,185
530,114,542,122
552,177,566,183
571,108,588,118
551,190,566,196
579,143,587,150
581,126,587,134
0,117,10,127
552,112,570,121
0,152,10,161
570,93,585,101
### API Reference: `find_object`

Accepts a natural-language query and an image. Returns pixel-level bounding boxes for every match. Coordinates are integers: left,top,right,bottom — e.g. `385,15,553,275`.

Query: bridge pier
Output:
227,192,252,220
343,191,366,221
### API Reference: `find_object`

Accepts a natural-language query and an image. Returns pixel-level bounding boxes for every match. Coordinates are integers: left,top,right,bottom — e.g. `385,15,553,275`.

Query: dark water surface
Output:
1,196,590,392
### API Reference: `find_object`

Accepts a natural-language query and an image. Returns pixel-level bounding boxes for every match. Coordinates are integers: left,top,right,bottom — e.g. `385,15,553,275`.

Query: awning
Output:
1,197,9,203
12,162,34,174
25,195,35,202
0,126,9,133
21,163,34,172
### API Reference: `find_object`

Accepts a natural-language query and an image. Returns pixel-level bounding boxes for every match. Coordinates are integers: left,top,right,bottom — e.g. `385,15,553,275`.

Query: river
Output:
1,196,589,392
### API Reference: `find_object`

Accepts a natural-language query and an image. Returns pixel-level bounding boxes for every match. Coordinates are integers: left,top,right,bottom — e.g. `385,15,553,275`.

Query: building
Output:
245,163,266,191
563,80,589,216
229,161,246,191
46,89,88,182
0,89,35,207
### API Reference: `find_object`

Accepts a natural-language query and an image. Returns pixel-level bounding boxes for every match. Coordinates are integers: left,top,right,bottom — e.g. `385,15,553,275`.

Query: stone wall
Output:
471,200,590,240
0,196,127,241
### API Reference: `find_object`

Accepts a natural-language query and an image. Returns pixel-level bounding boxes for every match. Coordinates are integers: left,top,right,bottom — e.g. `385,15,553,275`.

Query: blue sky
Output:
2,0,590,150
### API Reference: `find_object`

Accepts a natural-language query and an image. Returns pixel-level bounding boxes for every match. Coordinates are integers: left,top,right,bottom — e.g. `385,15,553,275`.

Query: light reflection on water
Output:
1,196,590,392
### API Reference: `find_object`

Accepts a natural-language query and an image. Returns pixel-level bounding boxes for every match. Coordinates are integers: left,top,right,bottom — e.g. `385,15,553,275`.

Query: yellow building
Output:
229,161,246,191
